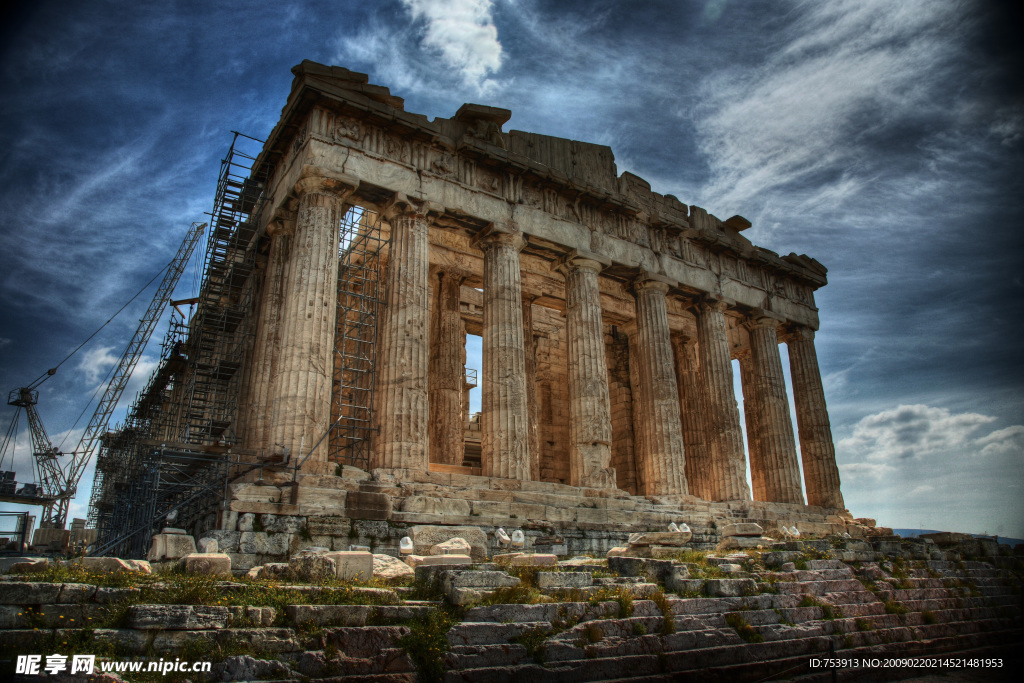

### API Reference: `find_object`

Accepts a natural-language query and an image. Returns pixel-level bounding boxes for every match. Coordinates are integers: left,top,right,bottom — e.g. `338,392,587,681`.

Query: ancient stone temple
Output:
93,61,858,561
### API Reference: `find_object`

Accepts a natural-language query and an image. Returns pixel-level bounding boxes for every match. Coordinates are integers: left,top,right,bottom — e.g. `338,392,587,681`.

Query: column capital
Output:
785,325,816,342
633,272,674,295
670,331,698,347
472,223,526,252
293,165,359,198
697,297,731,315
743,311,784,332
552,249,611,277
267,206,296,237
384,192,443,222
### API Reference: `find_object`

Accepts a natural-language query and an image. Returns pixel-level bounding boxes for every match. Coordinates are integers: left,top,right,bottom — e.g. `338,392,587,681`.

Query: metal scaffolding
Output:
328,206,386,470
89,133,266,557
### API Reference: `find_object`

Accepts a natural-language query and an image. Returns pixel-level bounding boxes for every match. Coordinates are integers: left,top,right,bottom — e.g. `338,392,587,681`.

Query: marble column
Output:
371,195,432,470
695,300,750,501
557,254,616,488
428,269,466,465
671,333,712,500
268,169,353,472
745,315,804,504
248,219,291,456
787,327,845,508
630,276,687,495
522,296,542,481
475,227,531,480
737,351,767,501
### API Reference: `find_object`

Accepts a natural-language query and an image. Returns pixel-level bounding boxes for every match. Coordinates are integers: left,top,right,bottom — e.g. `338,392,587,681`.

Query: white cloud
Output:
837,404,995,462
401,0,503,92
692,0,972,224
976,425,1024,458
836,404,1024,537
77,345,120,386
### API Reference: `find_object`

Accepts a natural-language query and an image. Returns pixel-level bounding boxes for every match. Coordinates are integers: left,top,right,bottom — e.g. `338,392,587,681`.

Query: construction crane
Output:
0,222,206,529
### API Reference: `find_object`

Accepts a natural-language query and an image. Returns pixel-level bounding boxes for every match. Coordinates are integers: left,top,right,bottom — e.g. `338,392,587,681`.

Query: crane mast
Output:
4,222,206,529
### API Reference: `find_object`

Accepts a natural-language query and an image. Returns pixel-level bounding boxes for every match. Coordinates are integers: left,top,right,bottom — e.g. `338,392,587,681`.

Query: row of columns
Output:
251,174,843,509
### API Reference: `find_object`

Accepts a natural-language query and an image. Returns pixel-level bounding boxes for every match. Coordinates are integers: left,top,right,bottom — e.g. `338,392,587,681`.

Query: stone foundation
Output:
201,466,867,569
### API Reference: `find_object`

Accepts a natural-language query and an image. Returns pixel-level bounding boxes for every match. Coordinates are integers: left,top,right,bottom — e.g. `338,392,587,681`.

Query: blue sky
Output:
0,0,1021,538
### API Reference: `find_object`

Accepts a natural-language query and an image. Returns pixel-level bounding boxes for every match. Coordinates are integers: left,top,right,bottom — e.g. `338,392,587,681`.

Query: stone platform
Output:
199,466,875,571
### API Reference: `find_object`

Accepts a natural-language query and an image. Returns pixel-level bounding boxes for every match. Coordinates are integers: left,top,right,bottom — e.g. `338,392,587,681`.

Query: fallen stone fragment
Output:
373,553,415,580
429,537,473,556
719,523,764,537
180,552,232,576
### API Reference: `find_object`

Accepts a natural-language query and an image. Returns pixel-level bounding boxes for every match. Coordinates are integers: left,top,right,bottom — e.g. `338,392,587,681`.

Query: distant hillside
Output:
892,528,1024,548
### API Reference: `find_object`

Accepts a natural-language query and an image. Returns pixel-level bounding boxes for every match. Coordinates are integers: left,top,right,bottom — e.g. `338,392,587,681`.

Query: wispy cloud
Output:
401,0,503,91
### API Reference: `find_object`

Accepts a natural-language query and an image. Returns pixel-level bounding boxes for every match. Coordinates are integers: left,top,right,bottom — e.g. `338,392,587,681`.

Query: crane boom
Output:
5,221,206,529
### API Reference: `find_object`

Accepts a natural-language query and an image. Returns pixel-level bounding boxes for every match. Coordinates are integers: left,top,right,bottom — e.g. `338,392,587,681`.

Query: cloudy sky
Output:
1,0,1021,538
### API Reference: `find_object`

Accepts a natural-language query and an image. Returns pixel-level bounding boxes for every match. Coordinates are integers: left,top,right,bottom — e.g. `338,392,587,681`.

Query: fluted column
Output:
522,296,542,481
268,169,353,471
556,254,616,488
745,315,803,504
671,333,712,500
248,219,291,456
429,269,466,465
475,227,530,480
787,327,844,508
695,300,750,501
630,276,687,495
371,195,433,470
737,351,767,500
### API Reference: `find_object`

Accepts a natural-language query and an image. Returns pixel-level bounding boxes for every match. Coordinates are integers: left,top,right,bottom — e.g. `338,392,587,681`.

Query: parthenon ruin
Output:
91,61,854,558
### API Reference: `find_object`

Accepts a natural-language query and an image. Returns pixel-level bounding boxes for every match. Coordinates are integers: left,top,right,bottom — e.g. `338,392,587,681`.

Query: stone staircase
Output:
2,552,1020,681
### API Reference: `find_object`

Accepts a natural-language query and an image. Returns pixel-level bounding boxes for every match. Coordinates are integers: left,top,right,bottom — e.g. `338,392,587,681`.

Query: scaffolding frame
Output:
328,206,386,470
89,133,266,557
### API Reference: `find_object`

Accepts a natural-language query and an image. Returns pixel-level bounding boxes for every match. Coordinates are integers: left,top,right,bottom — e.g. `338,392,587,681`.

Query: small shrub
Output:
583,623,603,644
631,622,648,636
397,607,457,683
649,591,675,635
512,626,552,660
725,613,763,643
921,610,938,625
855,618,873,632
884,599,908,615
477,584,541,606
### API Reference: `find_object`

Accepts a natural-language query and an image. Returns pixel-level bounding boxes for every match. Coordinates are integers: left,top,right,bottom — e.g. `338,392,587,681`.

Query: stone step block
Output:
287,604,376,628
128,604,237,630
446,620,553,647
444,643,529,669
318,625,411,658
463,600,620,623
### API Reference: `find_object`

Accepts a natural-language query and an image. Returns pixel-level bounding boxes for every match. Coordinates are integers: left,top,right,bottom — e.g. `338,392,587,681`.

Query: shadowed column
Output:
269,168,354,472
671,333,712,500
475,226,531,480
429,269,467,465
745,315,804,504
738,350,767,501
248,217,292,456
556,253,616,488
630,275,687,495
787,326,845,508
695,300,750,501
371,195,433,471
522,296,542,481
